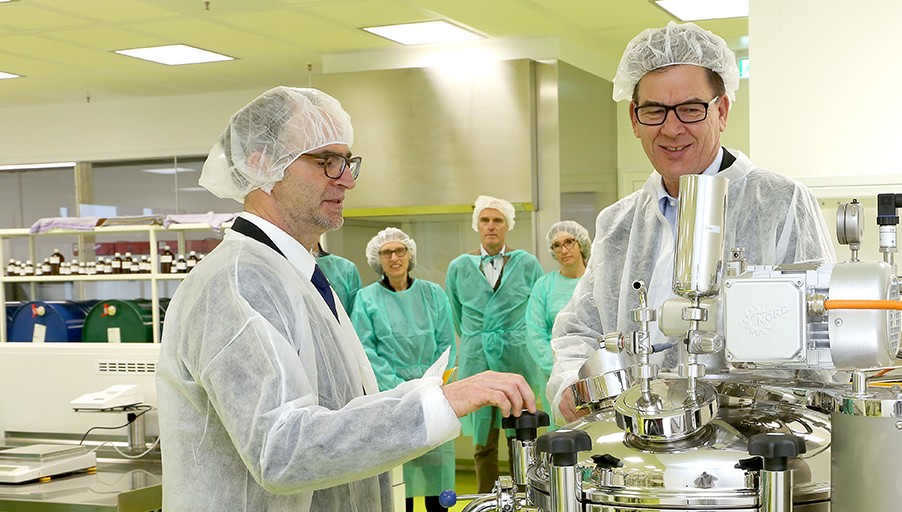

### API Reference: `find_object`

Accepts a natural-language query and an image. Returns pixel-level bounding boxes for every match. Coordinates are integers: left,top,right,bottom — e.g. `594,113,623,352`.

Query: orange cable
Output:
823,299,902,311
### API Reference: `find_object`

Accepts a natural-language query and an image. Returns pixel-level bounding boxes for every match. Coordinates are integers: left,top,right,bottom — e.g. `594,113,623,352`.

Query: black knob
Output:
734,456,764,472
591,453,623,470
502,410,550,441
747,433,806,471
536,429,592,467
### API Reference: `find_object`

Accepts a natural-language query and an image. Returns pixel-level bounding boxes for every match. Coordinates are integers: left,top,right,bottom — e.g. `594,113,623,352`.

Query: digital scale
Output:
0,444,96,484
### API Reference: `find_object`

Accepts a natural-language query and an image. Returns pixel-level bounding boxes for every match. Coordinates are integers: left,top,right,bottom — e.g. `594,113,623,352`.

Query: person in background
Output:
156,86,536,512
445,195,544,493
351,227,455,512
525,220,591,423
546,22,834,425
314,239,362,314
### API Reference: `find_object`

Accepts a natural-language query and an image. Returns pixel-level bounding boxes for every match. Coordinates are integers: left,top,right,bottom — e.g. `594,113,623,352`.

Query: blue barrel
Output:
8,301,93,342
5,301,22,342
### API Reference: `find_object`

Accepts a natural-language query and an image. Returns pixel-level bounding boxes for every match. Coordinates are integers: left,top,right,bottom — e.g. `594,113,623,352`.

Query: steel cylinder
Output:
673,174,729,299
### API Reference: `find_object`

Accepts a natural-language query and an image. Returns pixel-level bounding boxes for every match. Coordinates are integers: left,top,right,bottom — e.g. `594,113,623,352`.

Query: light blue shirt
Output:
655,148,725,238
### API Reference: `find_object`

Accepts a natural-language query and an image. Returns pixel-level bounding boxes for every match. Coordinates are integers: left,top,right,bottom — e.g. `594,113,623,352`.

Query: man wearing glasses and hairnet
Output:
546,22,835,424
156,87,536,511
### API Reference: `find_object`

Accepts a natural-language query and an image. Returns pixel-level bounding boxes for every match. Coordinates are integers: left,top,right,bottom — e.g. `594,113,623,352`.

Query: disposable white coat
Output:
547,149,835,423
156,229,460,511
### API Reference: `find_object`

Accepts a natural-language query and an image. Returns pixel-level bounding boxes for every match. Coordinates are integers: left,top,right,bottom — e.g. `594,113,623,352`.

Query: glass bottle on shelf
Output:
111,252,123,274
103,258,113,274
39,258,51,276
122,252,133,273
23,260,34,276
139,255,151,273
160,245,174,274
175,254,188,274
129,254,141,274
60,262,71,276
49,248,65,275
187,251,199,272
6,259,16,276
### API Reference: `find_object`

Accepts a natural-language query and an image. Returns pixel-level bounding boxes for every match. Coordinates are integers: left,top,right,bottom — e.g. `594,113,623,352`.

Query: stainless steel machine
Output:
444,180,902,512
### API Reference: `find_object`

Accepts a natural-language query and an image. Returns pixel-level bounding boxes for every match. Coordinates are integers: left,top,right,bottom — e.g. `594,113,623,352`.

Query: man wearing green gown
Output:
445,195,544,493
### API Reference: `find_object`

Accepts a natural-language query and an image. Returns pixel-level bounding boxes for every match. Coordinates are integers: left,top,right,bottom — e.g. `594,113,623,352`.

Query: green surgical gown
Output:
351,277,456,497
445,249,544,446
525,270,580,428
317,253,362,314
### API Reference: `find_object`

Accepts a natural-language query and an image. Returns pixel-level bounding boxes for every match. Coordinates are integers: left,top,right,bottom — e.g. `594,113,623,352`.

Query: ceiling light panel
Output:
0,71,20,79
115,44,233,65
363,21,482,45
217,10,374,52
654,0,748,21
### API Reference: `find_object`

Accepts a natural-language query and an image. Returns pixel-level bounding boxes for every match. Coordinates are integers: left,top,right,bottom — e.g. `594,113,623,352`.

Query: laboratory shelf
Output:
0,221,227,344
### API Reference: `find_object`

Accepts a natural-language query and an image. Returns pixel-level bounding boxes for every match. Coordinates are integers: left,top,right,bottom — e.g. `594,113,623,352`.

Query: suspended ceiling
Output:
0,0,747,108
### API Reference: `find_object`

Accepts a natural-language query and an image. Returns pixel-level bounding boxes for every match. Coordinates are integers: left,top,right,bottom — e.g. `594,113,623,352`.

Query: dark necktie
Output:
311,264,339,321
231,217,339,322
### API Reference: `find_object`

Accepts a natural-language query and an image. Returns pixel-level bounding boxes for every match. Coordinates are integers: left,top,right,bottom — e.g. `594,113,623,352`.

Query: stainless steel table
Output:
0,458,161,512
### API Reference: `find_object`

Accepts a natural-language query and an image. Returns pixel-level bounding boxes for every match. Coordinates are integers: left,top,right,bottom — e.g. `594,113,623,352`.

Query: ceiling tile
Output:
0,3,93,30
126,18,302,56
27,0,182,22
306,0,428,28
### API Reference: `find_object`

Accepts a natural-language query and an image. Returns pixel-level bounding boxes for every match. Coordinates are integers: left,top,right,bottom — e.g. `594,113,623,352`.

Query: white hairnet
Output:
546,220,591,263
472,195,516,231
199,86,354,202
365,227,417,275
612,21,740,102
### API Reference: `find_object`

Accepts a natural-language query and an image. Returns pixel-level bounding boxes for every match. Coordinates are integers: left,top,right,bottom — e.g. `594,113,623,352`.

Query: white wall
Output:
749,0,902,261
0,89,263,164
749,0,902,187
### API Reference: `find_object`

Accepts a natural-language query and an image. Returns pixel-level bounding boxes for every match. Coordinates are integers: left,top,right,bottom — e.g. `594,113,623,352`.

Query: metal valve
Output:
687,329,724,354
602,332,625,353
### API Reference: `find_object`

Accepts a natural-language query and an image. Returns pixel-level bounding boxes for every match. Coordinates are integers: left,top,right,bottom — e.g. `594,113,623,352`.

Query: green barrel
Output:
81,299,169,343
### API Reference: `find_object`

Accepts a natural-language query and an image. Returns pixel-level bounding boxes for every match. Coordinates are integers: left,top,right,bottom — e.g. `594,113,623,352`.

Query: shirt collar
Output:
654,147,725,205
480,245,507,257
238,212,316,280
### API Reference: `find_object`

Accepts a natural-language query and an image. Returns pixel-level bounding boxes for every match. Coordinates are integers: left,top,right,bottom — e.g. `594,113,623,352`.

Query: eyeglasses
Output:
379,246,408,259
551,238,578,253
634,96,720,126
302,152,362,180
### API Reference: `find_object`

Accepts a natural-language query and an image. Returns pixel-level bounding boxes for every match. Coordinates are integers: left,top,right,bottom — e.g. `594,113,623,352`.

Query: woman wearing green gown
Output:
351,227,456,512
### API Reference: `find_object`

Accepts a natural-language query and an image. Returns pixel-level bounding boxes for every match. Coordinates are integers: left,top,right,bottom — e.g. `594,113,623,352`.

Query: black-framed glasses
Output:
302,152,362,180
634,96,719,126
379,246,408,259
551,238,578,253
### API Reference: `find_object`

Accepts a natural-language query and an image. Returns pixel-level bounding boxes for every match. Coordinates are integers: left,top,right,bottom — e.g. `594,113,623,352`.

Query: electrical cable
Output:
78,404,154,445
823,299,902,310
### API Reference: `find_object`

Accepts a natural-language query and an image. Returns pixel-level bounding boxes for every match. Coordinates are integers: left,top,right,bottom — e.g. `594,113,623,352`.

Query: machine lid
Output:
528,382,833,508
614,378,718,440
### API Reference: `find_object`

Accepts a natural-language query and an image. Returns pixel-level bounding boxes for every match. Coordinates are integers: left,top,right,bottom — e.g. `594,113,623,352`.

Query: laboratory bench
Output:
0,441,161,512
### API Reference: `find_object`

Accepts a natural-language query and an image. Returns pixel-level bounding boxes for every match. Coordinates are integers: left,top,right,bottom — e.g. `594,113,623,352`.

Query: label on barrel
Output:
32,324,46,343
107,327,121,343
